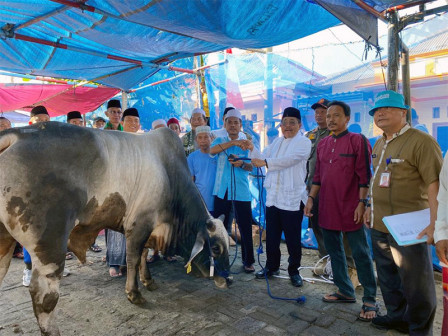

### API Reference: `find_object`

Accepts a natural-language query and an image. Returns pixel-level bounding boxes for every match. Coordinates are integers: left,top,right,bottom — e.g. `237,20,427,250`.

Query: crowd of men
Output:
2,89,447,336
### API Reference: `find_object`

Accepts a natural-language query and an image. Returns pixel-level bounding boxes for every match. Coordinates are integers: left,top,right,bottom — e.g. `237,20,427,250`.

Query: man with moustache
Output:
365,91,441,334
210,108,255,273
306,98,355,275
250,107,311,287
305,101,377,321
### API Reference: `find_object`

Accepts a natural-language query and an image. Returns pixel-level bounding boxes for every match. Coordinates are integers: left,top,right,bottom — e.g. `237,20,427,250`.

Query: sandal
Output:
147,254,161,264
358,303,379,322
89,244,102,253
65,252,74,260
244,265,255,273
163,256,177,263
109,267,122,278
13,252,24,259
322,292,356,303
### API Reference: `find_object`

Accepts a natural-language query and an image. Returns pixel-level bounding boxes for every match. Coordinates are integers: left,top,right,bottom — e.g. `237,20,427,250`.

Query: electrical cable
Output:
254,166,306,304
216,143,241,273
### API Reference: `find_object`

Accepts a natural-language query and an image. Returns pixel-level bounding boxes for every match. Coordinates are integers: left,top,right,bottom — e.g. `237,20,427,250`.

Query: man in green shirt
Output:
104,99,123,131
182,108,206,157
365,90,442,334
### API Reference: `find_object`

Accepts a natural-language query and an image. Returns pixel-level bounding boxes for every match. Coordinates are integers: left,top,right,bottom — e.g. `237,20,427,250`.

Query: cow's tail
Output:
0,132,16,156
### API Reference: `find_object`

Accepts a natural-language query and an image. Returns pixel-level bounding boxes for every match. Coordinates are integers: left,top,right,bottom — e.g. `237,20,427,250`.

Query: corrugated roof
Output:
323,23,448,86
410,29,448,55
321,63,375,85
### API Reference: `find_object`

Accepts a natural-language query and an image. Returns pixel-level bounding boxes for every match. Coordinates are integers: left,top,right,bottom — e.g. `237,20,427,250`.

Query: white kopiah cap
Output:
224,108,242,121
195,126,211,135
152,119,167,129
191,107,206,117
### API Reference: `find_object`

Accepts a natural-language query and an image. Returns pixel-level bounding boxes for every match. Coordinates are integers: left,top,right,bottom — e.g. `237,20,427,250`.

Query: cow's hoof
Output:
143,279,158,291
127,291,146,305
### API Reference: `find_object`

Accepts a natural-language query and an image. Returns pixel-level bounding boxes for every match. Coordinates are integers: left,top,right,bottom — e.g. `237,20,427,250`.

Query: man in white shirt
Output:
250,107,311,287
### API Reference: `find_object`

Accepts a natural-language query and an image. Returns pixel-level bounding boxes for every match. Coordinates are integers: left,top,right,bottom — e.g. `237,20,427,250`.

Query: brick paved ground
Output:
0,236,443,335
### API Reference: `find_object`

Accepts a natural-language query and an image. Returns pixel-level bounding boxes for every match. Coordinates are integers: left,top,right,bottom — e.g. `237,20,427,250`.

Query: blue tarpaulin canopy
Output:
0,0,427,90
0,0,342,90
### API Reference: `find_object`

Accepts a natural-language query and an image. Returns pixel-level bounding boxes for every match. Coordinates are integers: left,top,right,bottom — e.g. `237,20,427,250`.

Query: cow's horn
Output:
206,219,215,232
185,231,205,265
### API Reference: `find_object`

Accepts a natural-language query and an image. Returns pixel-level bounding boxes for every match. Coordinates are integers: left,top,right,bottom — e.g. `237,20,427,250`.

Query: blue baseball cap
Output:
368,90,409,116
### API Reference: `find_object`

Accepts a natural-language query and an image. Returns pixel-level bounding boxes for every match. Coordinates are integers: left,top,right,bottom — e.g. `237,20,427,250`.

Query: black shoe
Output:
255,268,279,279
290,274,303,287
371,315,409,334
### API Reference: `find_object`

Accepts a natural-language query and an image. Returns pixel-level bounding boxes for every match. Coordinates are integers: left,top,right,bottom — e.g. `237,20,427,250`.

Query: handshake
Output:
233,139,253,151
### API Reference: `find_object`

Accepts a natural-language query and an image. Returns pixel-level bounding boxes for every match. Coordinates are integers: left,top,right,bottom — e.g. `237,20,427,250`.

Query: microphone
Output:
228,154,251,162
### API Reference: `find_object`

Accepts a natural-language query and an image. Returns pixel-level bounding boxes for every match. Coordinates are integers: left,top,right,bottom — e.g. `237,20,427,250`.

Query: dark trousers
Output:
322,227,376,304
310,194,355,268
265,205,303,276
214,195,255,266
371,229,436,336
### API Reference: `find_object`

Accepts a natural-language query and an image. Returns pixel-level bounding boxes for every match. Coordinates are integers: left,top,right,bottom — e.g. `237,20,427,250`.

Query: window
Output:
433,107,440,119
355,112,361,123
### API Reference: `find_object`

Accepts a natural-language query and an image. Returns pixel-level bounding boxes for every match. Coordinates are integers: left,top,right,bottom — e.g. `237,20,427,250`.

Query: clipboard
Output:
382,208,429,246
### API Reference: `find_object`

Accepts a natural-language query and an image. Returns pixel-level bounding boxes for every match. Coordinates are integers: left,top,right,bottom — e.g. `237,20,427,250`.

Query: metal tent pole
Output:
401,42,412,124
387,10,400,91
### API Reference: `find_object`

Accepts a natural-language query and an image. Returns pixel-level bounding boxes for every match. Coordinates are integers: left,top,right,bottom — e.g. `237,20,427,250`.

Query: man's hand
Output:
245,140,254,151
304,198,313,217
233,139,252,151
251,158,265,168
229,156,243,167
436,240,448,265
417,224,435,245
354,203,365,225
363,208,371,228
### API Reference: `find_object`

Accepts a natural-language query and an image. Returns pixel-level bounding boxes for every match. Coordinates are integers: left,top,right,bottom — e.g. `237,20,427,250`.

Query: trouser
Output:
322,227,376,304
371,229,436,336
23,247,31,266
310,194,355,268
214,194,255,266
265,205,303,276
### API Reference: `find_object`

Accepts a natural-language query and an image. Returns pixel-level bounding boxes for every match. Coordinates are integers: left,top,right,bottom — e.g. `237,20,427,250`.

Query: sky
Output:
270,0,448,77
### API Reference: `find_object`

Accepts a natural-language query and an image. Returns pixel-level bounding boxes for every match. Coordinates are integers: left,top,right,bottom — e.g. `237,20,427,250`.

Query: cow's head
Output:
185,215,230,288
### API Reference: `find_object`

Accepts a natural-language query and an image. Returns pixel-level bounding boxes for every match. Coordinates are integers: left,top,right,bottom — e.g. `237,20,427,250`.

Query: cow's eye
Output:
212,245,221,255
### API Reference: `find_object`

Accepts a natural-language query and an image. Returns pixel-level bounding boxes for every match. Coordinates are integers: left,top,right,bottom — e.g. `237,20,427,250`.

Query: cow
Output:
0,122,230,336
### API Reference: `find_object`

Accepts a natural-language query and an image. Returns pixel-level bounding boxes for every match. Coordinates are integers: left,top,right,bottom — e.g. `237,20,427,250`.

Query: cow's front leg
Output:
28,253,65,336
125,224,151,304
139,248,158,291
0,222,16,285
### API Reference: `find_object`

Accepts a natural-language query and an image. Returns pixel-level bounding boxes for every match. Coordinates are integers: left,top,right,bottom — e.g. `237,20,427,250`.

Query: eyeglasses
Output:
281,120,299,126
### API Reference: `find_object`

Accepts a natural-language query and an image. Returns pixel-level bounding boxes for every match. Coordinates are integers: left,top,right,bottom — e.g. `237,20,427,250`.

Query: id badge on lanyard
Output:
379,156,391,188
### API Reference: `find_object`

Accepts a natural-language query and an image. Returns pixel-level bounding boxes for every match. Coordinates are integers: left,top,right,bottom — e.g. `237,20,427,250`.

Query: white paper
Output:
382,208,429,246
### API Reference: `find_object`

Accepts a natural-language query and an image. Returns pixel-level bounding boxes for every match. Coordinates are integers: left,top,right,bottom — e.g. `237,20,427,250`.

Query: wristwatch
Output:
359,198,369,206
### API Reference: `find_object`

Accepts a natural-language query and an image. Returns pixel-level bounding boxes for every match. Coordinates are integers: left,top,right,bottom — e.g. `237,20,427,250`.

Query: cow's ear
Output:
218,214,225,223
186,231,205,265
206,219,216,232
